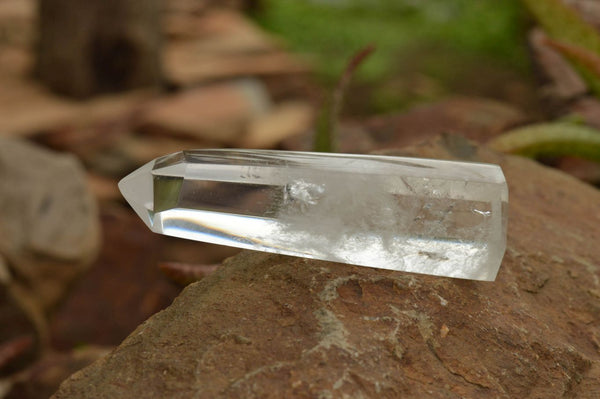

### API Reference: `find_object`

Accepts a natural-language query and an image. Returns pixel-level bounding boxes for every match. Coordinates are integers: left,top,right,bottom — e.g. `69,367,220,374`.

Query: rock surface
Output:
53,136,600,398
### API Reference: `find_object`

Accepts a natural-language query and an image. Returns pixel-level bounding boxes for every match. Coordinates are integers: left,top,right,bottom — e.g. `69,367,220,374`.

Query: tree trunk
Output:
36,0,163,98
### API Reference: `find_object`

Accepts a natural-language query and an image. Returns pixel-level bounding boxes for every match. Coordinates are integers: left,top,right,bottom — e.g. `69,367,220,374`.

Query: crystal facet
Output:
119,150,508,281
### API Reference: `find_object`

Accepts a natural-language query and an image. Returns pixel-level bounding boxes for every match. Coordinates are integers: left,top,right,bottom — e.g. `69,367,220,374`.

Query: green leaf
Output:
488,122,600,161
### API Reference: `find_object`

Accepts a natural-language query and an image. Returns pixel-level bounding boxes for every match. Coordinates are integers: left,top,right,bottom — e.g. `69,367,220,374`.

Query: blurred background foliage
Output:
254,0,531,113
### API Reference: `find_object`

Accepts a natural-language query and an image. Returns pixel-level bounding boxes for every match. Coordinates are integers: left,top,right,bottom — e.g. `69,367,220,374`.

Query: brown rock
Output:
0,139,99,270
368,97,529,150
164,10,309,87
52,136,600,398
166,48,309,89
0,139,99,373
0,139,99,312
241,101,314,149
284,97,528,154
165,9,277,50
137,80,271,144
0,79,152,138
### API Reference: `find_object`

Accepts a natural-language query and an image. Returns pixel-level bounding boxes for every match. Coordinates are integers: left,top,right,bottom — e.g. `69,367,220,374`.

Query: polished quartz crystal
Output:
119,150,508,281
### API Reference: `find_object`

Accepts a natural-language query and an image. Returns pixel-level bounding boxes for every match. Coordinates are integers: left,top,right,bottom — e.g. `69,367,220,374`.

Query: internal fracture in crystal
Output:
119,150,508,281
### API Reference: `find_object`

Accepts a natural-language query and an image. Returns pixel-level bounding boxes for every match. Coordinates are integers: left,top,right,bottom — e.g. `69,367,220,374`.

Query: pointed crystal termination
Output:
119,150,508,281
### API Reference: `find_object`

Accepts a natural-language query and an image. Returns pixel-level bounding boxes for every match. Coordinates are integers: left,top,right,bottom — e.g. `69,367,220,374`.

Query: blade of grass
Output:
313,45,375,152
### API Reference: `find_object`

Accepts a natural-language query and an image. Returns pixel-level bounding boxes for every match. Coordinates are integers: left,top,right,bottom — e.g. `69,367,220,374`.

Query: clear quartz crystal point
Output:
119,150,508,281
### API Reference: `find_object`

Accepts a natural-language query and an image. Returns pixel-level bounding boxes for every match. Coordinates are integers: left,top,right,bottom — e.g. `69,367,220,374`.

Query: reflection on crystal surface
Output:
119,149,508,281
